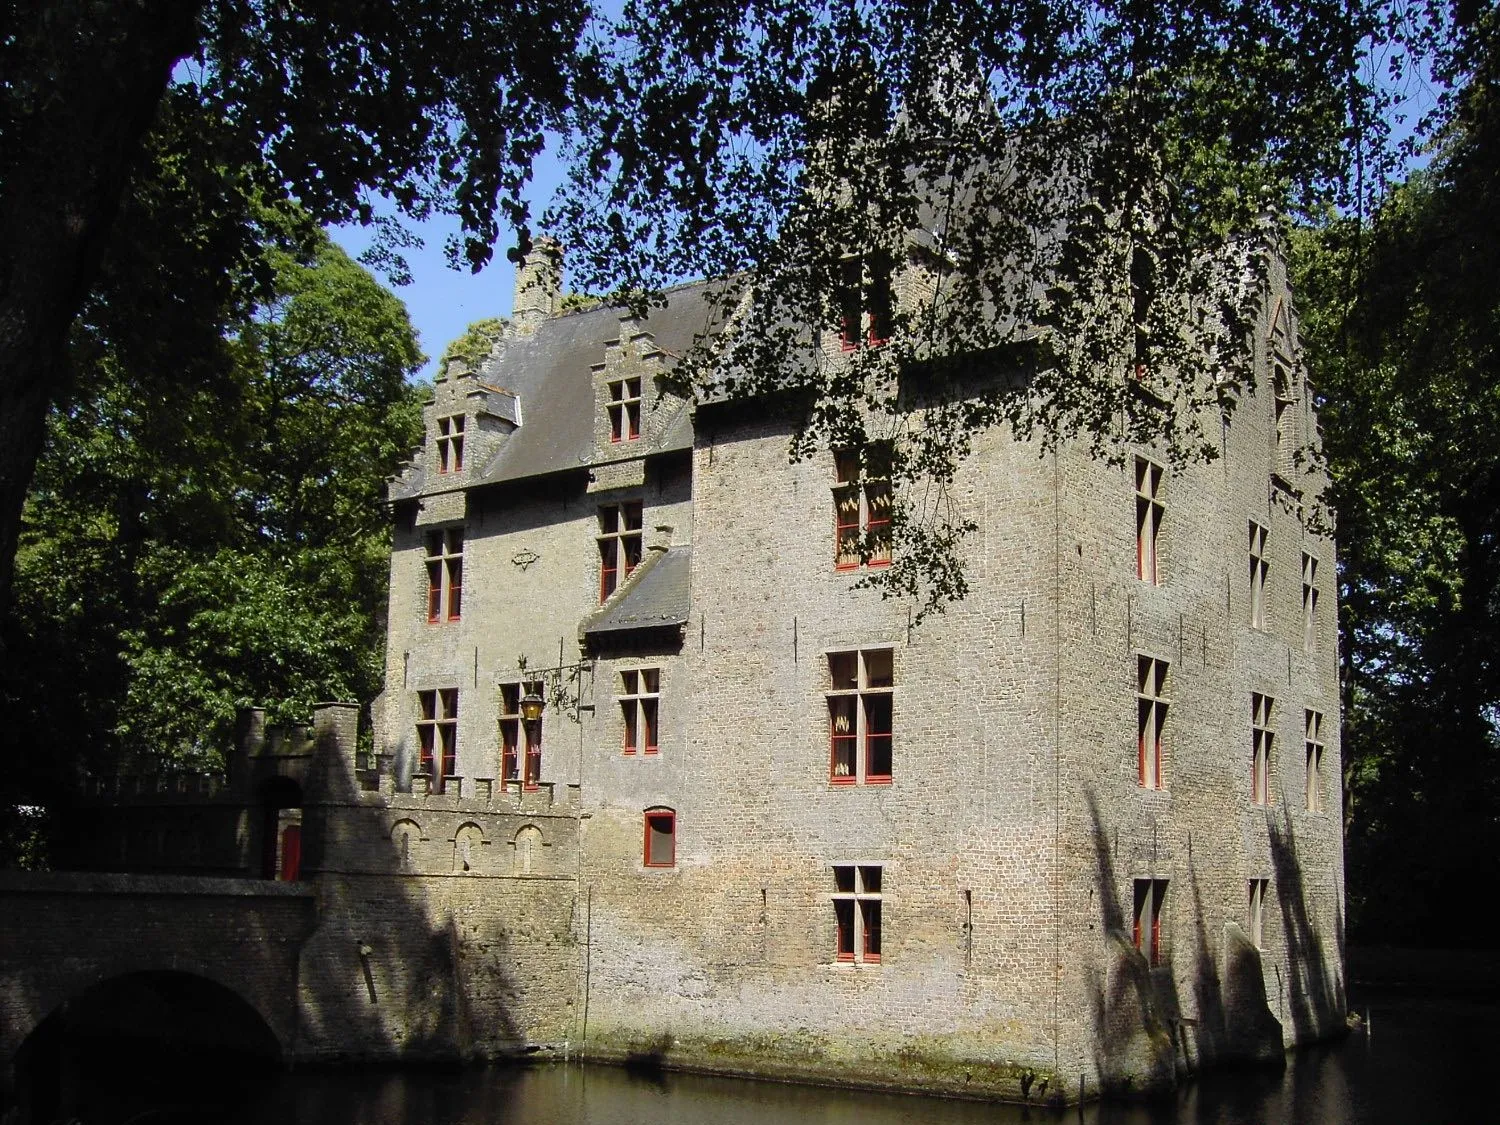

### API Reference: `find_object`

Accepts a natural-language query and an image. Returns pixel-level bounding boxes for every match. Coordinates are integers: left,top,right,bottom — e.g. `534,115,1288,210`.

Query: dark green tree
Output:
1293,2,1500,945
4,172,423,802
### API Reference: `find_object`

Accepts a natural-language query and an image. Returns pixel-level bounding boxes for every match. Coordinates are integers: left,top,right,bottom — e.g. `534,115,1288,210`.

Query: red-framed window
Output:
832,864,882,964
608,377,642,442
1137,655,1168,790
1252,692,1274,805
828,649,894,785
499,681,543,789
1305,709,1325,813
425,528,463,622
1135,457,1162,584
1133,877,1167,966
1249,521,1269,629
416,688,458,793
437,414,465,473
644,809,675,867
835,254,894,350
1301,552,1320,653
833,447,892,570
619,668,660,754
1247,878,1269,948
598,501,644,602
1131,246,1153,380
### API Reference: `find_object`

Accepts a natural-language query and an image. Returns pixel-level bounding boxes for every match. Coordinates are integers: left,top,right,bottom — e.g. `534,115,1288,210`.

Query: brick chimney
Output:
511,236,562,335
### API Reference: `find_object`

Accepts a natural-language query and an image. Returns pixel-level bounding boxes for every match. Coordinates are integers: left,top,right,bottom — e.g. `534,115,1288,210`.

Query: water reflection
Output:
121,985,1500,1124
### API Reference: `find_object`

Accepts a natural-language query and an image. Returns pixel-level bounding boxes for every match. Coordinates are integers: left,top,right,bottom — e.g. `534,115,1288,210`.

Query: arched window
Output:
643,808,676,868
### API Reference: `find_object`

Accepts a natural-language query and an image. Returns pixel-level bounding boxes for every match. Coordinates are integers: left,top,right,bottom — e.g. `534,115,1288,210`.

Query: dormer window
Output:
608,378,642,442
836,254,894,351
437,415,465,473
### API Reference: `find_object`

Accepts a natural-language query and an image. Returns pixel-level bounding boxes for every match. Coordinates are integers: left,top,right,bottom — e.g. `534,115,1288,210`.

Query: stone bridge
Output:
0,870,317,1111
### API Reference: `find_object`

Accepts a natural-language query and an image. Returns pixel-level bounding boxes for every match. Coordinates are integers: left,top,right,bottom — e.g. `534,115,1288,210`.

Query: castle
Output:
42,230,1344,1105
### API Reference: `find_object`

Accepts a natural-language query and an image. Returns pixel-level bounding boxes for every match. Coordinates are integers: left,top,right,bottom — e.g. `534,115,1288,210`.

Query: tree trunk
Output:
0,0,203,620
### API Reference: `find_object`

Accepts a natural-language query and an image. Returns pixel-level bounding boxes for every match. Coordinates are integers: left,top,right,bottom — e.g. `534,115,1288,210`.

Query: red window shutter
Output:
1151,899,1162,964
642,698,658,753
622,702,638,754
525,733,542,790
861,900,882,961
835,899,855,960
501,721,518,780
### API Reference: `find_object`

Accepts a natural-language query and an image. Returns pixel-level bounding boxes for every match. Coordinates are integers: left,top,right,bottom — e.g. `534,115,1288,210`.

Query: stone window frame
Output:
1301,551,1320,653
1247,877,1269,948
498,680,544,790
425,527,463,623
644,808,676,868
827,648,894,785
833,446,893,571
436,414,465,473
598,501,644,603
1135,456,1163,585
832,864,883,964
619,667,661,755
1133,877,1168,966
1304,708,1325,813
416,688,458,793
1251,692,1275,806
1249,520,1270,630
607,376,642,443
1137,654,1169,791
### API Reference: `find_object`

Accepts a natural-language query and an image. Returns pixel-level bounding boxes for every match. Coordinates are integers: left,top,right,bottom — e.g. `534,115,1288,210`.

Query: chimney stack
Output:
511,236,562,335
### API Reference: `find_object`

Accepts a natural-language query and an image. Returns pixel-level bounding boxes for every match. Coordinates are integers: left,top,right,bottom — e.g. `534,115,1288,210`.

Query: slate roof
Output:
472,280,729,485
581,545,692,639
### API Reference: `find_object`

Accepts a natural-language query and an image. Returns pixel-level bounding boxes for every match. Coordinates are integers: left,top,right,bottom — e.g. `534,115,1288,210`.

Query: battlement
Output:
367,770,580,816
80,772,231,803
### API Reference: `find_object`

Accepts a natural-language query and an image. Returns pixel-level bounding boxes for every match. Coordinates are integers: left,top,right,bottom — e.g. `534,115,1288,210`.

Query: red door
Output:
279,824,302,882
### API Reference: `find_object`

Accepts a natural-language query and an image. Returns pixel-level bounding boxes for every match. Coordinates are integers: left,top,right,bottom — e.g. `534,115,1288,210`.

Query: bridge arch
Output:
10,969,283,1123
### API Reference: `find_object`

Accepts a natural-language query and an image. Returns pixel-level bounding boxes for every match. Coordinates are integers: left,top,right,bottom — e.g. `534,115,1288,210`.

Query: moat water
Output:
38,982,1500,1124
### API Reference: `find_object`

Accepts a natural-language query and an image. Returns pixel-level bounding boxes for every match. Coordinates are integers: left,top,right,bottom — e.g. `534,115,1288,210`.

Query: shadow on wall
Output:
284,707,535,1065
9,705,561,1120
1080,790,1284,1099
1267,807,1345,1040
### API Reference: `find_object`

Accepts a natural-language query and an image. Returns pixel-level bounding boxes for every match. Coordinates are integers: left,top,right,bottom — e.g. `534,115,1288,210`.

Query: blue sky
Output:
329,211,523,384
327,143,568,383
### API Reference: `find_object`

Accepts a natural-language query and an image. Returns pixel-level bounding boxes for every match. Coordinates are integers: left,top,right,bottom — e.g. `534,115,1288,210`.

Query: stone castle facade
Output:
52,233,1344,1104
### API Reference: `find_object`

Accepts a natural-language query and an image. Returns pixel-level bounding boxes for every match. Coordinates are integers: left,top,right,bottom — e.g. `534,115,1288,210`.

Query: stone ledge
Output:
0,870,316,898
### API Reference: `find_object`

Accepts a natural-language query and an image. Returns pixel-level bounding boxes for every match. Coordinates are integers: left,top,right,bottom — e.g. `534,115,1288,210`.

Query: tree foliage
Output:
1293,2,1500,946
438,317,510,373
0,0,1462,624
547,0,1451,614
3,188,423,794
